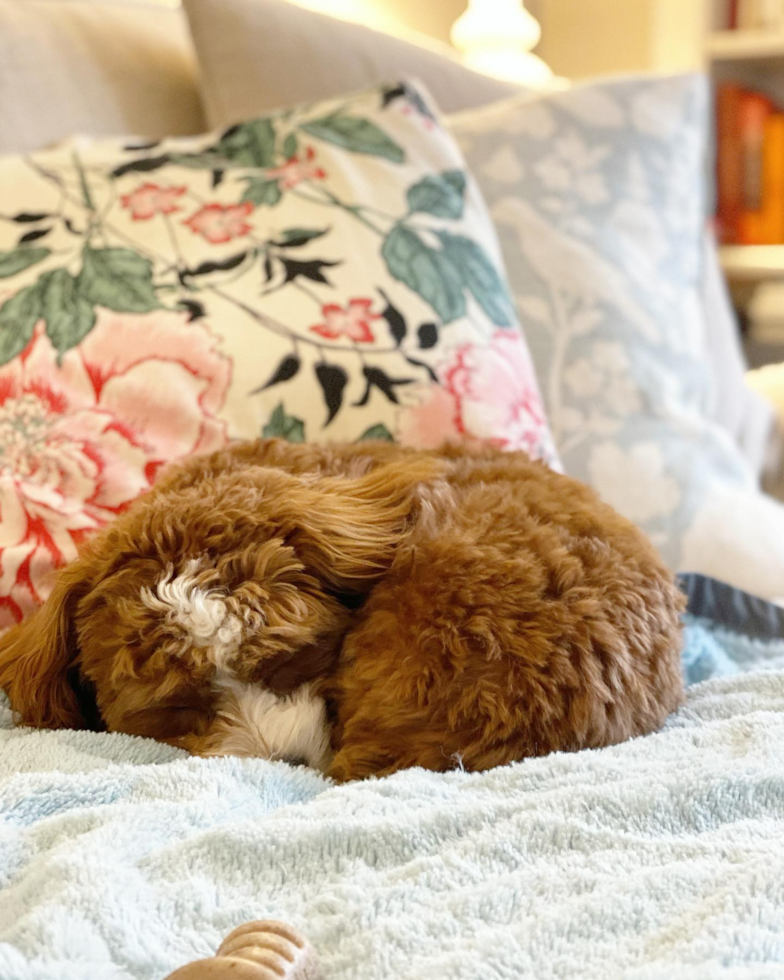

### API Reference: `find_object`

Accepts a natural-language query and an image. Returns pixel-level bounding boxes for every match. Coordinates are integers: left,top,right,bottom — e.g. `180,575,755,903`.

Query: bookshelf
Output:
708,29,784,61
708,1,784,282
719,243,784,278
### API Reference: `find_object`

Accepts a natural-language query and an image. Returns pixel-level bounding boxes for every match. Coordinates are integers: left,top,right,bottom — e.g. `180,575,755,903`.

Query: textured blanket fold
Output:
3,613,784,979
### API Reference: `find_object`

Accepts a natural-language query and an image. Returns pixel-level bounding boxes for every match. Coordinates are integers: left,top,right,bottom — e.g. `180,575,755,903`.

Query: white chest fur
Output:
141,562,331,771
207,679,332,771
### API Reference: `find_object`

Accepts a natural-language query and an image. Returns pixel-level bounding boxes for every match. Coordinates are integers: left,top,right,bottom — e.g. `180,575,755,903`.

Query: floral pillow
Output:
0,82,555,625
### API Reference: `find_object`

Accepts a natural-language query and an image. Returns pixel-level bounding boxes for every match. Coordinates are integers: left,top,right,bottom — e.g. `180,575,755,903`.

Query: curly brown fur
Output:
0,440,684,780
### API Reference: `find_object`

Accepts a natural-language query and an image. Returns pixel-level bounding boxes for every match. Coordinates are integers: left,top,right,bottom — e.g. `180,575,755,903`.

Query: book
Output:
738,90,774,243
729,0,740,28
715,85,784,245
757,113,784,243
716,83,745,243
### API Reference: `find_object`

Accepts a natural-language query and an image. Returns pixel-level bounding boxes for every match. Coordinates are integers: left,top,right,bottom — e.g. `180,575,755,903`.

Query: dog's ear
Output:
291,455,444,591
0,558,97,729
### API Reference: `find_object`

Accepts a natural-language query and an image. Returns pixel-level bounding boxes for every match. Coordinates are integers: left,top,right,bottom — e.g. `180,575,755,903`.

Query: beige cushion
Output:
0,0,205,154
182,0,522,128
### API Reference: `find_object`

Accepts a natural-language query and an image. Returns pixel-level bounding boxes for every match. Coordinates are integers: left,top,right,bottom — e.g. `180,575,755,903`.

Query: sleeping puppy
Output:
0,439,684,780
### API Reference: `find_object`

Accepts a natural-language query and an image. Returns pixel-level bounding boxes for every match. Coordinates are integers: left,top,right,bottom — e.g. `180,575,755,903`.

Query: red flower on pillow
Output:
183,202,255,244
310,299,379,343
121,183,186,220
0,313,230,628
267,147,327,190
399,330,550,457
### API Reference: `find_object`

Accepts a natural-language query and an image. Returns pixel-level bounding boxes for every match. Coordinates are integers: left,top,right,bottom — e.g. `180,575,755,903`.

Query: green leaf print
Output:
437,232,514,327
78,247,160,313
39,269,96,357
241,179,283,207
217,118,277,168
381,226,465,323
406,170,466,219
358,423,394,442
300,115,405,163
0,283,43,364
263,403,306,443
0,247,50,279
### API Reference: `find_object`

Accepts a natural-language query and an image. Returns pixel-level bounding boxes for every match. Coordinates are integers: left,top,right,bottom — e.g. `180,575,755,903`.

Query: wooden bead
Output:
163,919,319,980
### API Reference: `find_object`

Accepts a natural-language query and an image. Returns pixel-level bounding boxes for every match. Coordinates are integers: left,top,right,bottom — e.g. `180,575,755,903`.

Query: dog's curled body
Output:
0,440,684,780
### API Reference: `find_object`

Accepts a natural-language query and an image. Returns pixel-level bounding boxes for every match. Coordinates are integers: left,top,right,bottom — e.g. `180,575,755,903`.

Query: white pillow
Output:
0,0,205,154
679,485,784,599
700,229,773,474
450,74,784,598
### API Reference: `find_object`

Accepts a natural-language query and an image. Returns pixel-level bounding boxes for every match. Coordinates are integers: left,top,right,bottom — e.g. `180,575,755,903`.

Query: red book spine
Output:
729,0,740,28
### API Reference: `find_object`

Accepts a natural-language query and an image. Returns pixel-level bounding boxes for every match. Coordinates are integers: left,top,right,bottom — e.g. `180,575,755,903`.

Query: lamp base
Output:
463,49,557,88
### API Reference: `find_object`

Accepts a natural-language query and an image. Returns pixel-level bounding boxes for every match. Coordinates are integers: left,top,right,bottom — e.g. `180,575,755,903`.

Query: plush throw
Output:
0,82,555,625
3,609,784,980
450,74,784,595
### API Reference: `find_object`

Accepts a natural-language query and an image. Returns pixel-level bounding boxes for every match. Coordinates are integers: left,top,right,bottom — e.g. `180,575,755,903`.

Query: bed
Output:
2,576,784,979
2,3,784,978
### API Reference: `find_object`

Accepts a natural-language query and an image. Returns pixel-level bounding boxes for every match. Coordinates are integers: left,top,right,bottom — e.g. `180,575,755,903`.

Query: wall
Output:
537,0,652,77
289,0,706,77
289,0,466,40
375,0,467,40
380,0,545,44
290,0,541,48
537,0,707,78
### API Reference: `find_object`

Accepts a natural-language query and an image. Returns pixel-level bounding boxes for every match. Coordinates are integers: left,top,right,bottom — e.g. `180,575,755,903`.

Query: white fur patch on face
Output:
206,680,332,771
140,560,243,673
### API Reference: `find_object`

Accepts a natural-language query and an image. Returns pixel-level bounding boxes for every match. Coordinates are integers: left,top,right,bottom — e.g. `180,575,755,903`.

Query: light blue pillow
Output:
450,74,767,576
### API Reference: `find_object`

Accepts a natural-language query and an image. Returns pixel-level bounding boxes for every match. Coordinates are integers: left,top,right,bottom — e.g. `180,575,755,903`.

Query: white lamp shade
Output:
451,0,542,54
450,0,553,87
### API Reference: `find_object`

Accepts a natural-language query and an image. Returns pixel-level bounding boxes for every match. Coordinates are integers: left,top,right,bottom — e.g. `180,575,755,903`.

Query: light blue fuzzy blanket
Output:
2,619,784,980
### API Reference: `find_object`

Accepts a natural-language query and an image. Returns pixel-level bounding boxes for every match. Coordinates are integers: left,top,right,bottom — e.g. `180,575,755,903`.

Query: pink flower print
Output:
398,330,554,460
0,312,230,627
183,202,255,244
121,183,186,220
310,299,380,343
266,147,327,190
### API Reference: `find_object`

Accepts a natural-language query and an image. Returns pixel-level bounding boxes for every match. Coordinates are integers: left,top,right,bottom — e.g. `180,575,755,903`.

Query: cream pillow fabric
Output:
182,0,522,127
0,0,205,154
0,82,557,623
